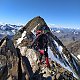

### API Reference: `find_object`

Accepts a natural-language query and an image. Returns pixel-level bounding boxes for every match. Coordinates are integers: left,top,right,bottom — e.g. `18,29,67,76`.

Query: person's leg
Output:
44,51,50,67
39,49,44,64
39,54,42,63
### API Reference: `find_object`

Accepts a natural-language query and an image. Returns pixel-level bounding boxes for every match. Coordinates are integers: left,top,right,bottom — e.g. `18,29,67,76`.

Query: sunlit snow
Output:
48,47,78,78
31,23,40,35
56,30,60,33
77,55,80,59
17,31,26,44
54,40,63,53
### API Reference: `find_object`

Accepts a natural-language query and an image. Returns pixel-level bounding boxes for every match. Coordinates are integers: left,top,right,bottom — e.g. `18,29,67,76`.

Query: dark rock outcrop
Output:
0,37,30,80
0,36,19,80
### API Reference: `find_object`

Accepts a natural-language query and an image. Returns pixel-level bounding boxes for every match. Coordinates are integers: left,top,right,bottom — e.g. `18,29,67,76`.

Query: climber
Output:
31,26,50,67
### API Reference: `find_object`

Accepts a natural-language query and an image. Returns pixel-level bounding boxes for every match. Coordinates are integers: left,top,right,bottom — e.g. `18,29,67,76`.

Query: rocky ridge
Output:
0,37,77,80
0,16,80,80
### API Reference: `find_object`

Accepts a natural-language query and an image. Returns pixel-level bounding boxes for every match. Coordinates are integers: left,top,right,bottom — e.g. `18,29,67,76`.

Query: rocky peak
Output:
0,16,80,80
13,16,80,79
13,16,48,47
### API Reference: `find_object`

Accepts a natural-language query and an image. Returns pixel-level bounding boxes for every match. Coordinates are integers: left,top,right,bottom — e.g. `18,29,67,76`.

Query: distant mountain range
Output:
0,24,22,39
0,23,80,43
50,27,80,45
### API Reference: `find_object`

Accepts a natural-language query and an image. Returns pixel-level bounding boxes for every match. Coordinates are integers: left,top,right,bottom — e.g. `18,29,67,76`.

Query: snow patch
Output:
58,46,63,53
74,32,78,35
48,47,78,79
54,40,63,53
31,23,40,35
77,55,80,59
17,31,26,44
11,30,16,34
62,54,70,66
71,53,78,61
56,30,60,33
6,31,14,35
48,47,70,70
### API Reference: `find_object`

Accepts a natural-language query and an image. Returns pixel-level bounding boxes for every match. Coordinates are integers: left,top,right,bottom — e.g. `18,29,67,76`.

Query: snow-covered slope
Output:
48,46,78,79
0,24,21,39
0,24,21,35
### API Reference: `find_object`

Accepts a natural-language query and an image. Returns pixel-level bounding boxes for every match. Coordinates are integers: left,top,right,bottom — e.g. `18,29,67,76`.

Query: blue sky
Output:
0,0,80,28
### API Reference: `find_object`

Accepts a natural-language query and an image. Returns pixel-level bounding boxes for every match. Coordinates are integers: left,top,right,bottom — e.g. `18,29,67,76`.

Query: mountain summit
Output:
0,16,80,80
